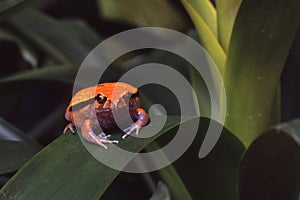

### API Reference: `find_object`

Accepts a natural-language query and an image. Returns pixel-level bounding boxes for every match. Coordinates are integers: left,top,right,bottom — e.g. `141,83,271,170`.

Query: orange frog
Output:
64,82,150,149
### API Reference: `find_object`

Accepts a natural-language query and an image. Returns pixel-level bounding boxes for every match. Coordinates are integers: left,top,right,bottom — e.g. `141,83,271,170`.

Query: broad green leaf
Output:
59,20,102,50
181,0,226,72
0,65,121,93
0,116,182,199
224,0,300,146
0,116,244,199
238,118,300,199
170,118,244,199
0,132,115,200
148,118,244,199
0,66,77,86
7,9,101,65
98,0,187,30
215,0,242,52
0,0,39,21
0,140,40,175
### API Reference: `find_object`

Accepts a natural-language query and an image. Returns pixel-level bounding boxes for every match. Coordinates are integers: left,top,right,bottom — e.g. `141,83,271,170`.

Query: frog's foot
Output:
122,123,142,139
122,108,150,139
82,119,118,149
63,123,75,134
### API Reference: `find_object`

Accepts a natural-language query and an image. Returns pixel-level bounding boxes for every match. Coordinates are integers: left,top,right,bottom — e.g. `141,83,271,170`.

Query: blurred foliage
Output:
0,0,299,199
98,0,188,30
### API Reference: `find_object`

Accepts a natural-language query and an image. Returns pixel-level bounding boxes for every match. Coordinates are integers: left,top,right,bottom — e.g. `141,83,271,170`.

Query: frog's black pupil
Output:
95,94,107,104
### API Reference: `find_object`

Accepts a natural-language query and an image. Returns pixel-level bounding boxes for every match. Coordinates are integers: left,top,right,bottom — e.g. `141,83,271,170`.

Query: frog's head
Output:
93,82,139,109
65,82,139,120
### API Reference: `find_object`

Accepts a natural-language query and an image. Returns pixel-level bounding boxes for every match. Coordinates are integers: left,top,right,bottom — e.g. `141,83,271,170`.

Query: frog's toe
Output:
122,123,141,139
63,123,75,134
98,133,111,139
99,133,119,144
100,138,119,144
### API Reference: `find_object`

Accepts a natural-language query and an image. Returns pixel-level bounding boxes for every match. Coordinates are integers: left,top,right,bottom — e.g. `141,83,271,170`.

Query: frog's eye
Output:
131,91,139,99
95,94,107,104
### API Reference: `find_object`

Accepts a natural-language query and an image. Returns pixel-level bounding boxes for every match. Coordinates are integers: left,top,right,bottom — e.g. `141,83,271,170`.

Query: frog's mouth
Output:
69,98,95,112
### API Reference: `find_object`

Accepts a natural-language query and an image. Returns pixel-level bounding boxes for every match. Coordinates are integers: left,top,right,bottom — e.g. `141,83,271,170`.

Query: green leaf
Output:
59,19,102,50
182,0,217,37
187,30,211,117
98,0,187,30
238,118,300,199
224,0,300,146
270,84,281,124
7,9,101,65
171,118,245,199
0,116,244,199
0,133,114,200
0,66,77,87
0,117,41,175
181,0,226,72
0,65,121,93
188,64,211,117
0,116,181,199
0,140,40,175
148,118,244,199
0,117,40,147
0,0,40,21
215,0,242,52
0,29,38,67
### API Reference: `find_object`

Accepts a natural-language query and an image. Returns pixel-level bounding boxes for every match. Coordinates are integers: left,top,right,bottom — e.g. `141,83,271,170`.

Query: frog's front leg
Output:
122,108,150,139
82,119,118,149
